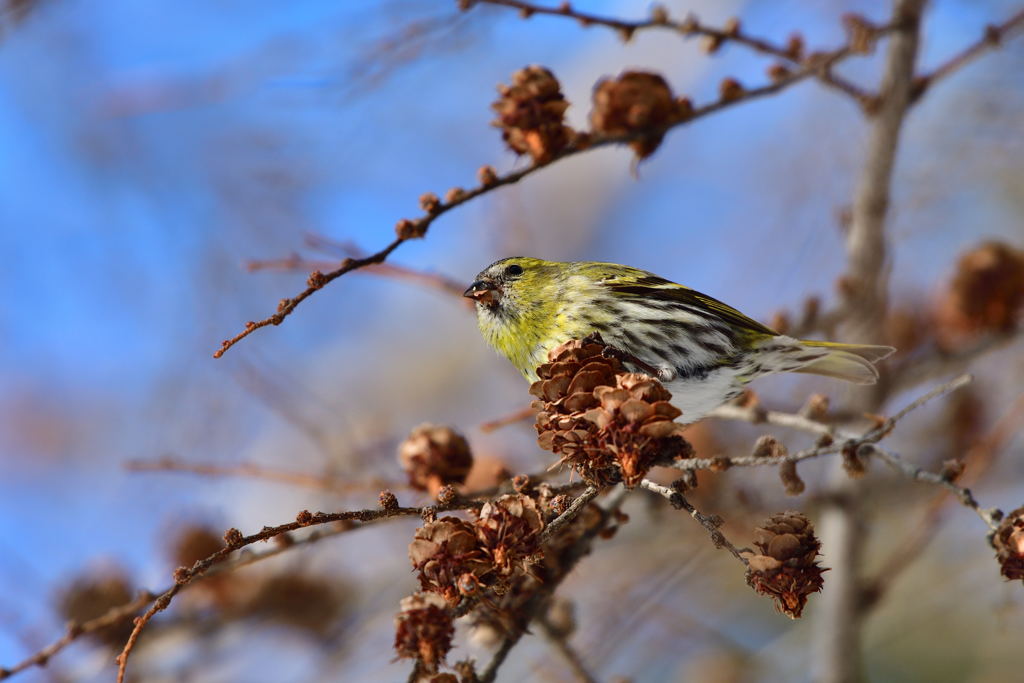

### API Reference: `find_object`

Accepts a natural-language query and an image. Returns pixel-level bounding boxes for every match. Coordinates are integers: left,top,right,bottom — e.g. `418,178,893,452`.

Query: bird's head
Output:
463,257,557,320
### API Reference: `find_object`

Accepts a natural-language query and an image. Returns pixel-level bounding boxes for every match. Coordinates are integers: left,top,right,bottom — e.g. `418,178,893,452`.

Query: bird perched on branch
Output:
465,257,894,422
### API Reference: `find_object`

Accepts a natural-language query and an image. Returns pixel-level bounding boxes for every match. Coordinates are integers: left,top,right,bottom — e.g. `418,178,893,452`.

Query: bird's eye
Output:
505,264,524,277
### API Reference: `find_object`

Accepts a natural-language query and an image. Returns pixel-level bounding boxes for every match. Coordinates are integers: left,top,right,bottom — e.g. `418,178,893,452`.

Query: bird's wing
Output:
602,273,778,338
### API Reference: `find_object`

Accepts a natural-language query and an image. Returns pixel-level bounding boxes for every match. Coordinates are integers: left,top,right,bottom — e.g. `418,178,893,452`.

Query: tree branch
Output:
125,456,400,495
476,489,628,683
912,8,1024,100
111,500,487,683
639,479,749,565
470,0,871,102
214,33,879,358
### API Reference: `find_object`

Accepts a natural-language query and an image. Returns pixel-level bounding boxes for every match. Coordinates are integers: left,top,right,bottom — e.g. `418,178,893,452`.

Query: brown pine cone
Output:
993,506,1024,582
409,517,491,604
530,335,692,487
492,65,572,163
394,592,454,674
399,424,474,495
590,71,679,159
744,511,826,618
475,494,544,579
937,241,1024,346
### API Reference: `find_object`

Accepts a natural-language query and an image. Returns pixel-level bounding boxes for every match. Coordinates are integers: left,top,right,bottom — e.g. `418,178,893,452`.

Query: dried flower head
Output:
409,517,491,603
242,574,349,636
58,568,137,649
399,424,474,495
531,335,692,487
394,592,454,674
590,71,678,159
993,506,1024,582
744,511,826,618
170,524,223,567
475,494,544,579
492,65,572,163
938,241,1024,346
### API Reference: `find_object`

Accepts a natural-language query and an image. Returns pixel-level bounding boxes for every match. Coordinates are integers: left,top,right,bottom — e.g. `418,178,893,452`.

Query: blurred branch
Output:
696,375,1002,530
1,515,369,681
476,489,628,683
125,456,399,495
889,331,1021,394
821,1,926,680
639,479,749,565
913,8,1024,100
537,613,598,683
469,0,871,103
214,30,882,358
0,592,156,681
246,236,472,305
111,500,488,683
864,392,1024,605
479,405,535,432
539,486,600,544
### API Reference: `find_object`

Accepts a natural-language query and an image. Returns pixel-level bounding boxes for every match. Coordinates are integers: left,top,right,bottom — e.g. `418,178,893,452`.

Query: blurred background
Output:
1,0,1023,681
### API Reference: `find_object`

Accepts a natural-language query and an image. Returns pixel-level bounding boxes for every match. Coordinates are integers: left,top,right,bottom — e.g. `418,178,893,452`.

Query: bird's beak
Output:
463,279,499,305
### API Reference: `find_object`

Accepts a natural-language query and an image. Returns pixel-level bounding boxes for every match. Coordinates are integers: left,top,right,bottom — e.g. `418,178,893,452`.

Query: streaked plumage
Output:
464,257,894,422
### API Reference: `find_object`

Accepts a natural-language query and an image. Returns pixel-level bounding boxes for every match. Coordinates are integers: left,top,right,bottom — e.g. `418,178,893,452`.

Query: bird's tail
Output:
790,340,896,385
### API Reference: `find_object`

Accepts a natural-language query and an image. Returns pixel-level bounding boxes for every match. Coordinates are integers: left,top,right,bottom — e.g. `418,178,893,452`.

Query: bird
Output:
464,257,894,422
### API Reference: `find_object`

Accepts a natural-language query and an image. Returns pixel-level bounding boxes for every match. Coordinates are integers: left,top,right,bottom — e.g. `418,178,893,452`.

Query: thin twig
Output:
864,393,1024,603
246,240,472,304
540,486,601,544
913,9,1024,99
638,479,749,565
537,614,599,683
0,516,372,681
214,35,877,358
125,457,399,494
479,405,535,432
472,0,870,101
867,446,1001,530
112,500,485,683
0,592,156,680
476,489,629,683
693,375,999,532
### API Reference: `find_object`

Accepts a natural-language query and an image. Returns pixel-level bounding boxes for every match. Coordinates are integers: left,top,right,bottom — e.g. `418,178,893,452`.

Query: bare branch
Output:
112,500,486,683
476,489,628,683
639,479,749,565
214,34,879,357
125,456,400,495
867,446,1001,530
913,9,1024,100
537,613,599,683
471,0,870,102
539,486,601,544
479,405,534,432
0,592,155,681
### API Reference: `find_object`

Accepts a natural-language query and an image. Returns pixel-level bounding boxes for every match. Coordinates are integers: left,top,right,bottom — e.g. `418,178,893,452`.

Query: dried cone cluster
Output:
408,494,544,605
394,592,454,674
492,65,572,163
58,569,137,649
476,494,544,579
938,241,1024,346
744,511,826,618
531,336,692,487
590,71,684,159
993,506,1024,582
399,424,474,495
